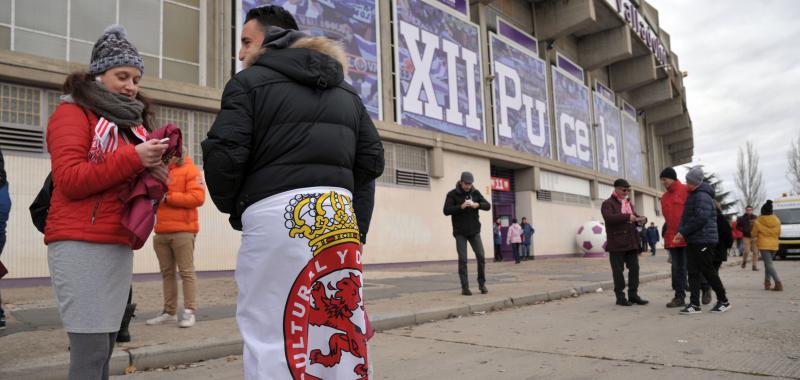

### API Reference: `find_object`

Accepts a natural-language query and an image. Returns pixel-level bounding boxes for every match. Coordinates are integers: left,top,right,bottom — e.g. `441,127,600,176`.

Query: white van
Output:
774,195,800,259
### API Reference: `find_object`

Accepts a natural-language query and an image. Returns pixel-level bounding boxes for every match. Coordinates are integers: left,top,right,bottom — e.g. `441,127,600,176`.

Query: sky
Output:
648,0,800,208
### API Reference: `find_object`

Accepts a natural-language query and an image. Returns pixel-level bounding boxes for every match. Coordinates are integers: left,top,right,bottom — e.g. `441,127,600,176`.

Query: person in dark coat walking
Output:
601,179,649,306
492,218,503,262
443,172,491,296
736,205,759,270
714,203,734,272
646,222,660,256
674,167,731,315
0,147,9,330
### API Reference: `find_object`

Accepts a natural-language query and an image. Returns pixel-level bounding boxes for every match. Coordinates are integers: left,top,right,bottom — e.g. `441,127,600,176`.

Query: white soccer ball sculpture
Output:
575,220,607,257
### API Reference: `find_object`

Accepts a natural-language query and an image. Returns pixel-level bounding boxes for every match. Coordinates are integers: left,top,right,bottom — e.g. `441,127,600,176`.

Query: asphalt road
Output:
114,261,800,379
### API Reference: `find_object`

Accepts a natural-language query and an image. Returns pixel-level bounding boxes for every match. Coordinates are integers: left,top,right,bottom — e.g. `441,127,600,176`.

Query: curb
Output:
3,266,733,378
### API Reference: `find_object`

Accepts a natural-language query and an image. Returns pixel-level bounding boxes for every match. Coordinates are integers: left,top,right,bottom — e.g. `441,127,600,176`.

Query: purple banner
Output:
490,34,550,158
556,53,584,82
241,0,382,119
553,68,593,170
623,101,636,119
594,93,623,177
497,18,538,55
622,112,645,184
394,0,485,142
434,0,468,17
595,81,615,102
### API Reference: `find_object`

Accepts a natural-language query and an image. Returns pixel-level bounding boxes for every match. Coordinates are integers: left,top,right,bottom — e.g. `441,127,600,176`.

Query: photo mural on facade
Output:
394,0,485,142
622,103,646,184
552,61,594,170
489,32,550,158
240,0,382,119
593,87,623,177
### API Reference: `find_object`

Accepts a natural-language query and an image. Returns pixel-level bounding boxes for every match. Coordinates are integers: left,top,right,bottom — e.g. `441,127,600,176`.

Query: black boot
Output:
116,303,137,343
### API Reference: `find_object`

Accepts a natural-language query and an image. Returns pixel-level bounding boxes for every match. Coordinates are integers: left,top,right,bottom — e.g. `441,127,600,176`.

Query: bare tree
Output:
735,141,766,210
788,133,800,194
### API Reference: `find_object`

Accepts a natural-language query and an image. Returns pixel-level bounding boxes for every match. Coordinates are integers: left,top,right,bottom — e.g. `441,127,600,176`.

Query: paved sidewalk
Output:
0,252,745,379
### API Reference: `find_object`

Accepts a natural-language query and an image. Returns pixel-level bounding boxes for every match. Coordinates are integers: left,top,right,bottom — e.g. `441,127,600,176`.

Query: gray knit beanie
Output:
685,166,704,185
88,24,144,76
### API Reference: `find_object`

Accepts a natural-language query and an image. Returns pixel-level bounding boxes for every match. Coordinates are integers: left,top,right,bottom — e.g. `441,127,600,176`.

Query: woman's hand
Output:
136,139,169,168
148,163,169,184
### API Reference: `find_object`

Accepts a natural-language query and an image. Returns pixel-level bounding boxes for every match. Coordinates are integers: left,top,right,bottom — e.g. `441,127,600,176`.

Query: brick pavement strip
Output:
0,255,738,379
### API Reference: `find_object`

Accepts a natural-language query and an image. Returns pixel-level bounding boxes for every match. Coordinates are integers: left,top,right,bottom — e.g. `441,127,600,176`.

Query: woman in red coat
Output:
46,25,168,380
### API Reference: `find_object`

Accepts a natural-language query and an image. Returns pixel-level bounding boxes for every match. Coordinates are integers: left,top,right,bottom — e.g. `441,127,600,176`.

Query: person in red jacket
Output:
45,25,168,379
147,156,205,328
660,167,692,308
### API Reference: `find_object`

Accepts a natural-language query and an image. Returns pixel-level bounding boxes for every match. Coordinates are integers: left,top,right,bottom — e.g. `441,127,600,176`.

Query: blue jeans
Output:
521,242,531,259
669,247,688,300
0,184,11,318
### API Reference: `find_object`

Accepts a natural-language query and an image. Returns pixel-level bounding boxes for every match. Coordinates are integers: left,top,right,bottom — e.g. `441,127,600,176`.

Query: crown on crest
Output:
284,191,360,256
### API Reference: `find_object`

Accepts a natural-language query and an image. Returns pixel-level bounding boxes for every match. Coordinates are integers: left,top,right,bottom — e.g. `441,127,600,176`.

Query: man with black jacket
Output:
0,147,8,330
443,172,491,296
202,6,383,378
674,167,731,315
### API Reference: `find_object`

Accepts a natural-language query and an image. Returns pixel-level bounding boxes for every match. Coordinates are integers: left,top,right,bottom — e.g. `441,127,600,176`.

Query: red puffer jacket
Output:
44,102,145,247
660,180,689,248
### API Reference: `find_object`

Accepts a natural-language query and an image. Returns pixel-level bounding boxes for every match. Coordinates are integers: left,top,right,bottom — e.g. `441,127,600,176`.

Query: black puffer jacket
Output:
443,184,491,236
679,182,718,245
202,31,384,230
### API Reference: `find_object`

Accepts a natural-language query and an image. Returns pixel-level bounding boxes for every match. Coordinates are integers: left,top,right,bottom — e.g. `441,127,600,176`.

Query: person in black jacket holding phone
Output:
443,172,491,296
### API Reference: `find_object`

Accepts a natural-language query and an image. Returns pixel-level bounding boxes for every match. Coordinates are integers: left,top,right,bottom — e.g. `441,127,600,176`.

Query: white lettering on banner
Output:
559,113,591,161
399,20,480,129
598,116,619,172
495,61,547,147
605,0,668,65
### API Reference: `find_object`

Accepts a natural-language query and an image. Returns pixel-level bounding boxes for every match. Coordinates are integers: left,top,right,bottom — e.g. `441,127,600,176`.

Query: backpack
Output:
29,173,53,234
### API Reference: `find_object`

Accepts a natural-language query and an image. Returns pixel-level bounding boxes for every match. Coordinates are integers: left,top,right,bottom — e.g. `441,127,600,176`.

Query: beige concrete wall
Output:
365,151,493,264
528,193,603,255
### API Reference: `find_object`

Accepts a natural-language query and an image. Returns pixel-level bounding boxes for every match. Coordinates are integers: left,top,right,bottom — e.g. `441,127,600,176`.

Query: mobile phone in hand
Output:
158,138,170,144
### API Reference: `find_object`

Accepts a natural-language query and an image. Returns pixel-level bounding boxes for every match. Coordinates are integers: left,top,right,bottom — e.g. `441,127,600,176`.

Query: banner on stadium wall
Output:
622,102,646,184
434,0,469,18
394,0,485,142
489,32,550,158
497,18,538,55
553,66,594,170
239,0,382,120
593,92,623,177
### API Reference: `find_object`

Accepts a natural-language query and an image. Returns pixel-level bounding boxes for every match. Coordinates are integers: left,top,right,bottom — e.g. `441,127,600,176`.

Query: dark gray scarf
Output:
72,81,144,127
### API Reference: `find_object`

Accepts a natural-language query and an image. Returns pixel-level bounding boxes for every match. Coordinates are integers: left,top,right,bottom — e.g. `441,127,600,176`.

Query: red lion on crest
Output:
309,272,369,378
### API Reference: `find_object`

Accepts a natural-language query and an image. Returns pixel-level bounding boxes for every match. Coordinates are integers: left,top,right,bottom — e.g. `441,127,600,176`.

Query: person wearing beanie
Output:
46,24,169,379
444,171,492,295
675,167,731,314
202,6,383,378
752,200,783,291
660,167,697,308
602,178,650,306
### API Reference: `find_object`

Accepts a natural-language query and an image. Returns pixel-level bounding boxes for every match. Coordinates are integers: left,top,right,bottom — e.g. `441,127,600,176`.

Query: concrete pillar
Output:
515,167,537,192
627,78,672,109
429,146,445,179
577,26,633,70
662,128,693,145
379,0,395,122
535,0,596,41
644,98,683,124
609,55,657,92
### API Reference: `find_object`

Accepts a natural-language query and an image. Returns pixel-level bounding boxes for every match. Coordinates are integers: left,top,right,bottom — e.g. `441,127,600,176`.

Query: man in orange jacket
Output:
147,155,205,328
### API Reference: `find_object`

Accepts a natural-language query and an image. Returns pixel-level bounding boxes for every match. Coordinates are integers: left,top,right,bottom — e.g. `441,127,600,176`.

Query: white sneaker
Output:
146,312,177,325
179,310,196,328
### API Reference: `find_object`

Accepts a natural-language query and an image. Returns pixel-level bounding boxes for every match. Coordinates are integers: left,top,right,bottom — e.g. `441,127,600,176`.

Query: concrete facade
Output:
0,0,690,278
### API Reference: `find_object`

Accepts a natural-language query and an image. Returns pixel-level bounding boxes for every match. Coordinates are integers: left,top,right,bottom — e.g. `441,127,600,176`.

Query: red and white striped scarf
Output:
88,117,147,163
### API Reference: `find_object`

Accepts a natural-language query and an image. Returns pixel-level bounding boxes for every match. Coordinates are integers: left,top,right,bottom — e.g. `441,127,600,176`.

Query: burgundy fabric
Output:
120,124,183,249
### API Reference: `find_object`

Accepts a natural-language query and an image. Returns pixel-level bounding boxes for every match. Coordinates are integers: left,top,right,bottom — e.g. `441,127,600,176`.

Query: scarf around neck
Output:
65,81,144,128
613,192,634,215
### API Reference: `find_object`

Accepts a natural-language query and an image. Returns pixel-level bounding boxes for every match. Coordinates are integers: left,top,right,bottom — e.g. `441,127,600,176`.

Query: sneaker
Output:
479,285,488,294
179,310,196,328
146,312,177,325
680,304,702,315
462,289,472,296
710,302,731,313
616,299,633,306
701,289,712,305
630,297,649,305
666,298,685,308
0,316,6,330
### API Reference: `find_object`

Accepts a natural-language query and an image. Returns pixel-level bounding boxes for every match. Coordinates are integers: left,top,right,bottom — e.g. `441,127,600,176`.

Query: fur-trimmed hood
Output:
251,27,349,90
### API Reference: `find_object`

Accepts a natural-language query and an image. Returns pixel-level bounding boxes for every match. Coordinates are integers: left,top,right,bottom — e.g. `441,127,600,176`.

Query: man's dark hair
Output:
746,205,753,209
245,5,299,31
